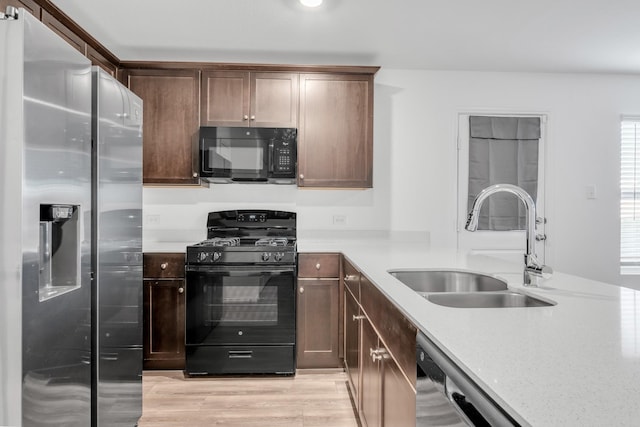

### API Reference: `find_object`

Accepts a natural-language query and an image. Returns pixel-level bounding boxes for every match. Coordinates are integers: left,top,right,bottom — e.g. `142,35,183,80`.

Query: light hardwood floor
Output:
139,370,360,427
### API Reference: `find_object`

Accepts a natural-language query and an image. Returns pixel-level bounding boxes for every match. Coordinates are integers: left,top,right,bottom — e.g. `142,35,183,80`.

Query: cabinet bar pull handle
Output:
229,350,253,359
352,315,365,321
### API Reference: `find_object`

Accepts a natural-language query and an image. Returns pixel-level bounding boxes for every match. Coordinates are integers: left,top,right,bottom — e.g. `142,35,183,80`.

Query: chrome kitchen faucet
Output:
465,183,552,286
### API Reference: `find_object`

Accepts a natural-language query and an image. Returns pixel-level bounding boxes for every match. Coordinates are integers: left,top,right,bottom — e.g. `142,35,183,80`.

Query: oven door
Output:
185,265,295,346
200,133,269,182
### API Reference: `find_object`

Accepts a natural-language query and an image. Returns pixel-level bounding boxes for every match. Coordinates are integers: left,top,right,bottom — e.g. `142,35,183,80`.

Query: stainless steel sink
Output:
427,291,555,308
388,269,508,293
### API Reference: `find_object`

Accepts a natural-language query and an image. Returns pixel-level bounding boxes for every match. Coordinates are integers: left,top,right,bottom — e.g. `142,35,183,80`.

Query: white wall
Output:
145,68,640,287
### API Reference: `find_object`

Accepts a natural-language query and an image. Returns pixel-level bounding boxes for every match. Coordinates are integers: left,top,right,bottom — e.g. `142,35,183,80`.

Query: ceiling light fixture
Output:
300,0,323,7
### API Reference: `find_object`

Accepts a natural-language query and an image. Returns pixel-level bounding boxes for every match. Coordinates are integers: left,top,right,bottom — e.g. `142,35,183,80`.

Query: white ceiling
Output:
51,0,640,74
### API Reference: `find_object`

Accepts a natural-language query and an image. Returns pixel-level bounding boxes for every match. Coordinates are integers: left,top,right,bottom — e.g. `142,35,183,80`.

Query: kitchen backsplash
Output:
142,184,393,247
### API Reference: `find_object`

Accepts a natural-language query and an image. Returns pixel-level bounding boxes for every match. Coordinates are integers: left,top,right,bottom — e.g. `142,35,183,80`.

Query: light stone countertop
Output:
145,235,640,425
299,237,640,427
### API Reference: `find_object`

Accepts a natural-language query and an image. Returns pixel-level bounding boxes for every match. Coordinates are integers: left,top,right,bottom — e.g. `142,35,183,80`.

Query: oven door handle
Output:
186,265,295,274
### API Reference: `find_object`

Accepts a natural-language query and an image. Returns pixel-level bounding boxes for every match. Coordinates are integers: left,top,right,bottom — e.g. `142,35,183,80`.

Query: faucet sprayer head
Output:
465,211,478,231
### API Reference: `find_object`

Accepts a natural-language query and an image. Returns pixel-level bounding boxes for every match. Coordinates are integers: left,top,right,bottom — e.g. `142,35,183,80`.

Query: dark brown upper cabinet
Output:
0,0,42,19
201,70,298,128
41,9,86,54
126,69,200,185
298,73,374,188
0,0,40,18
86,45,117,77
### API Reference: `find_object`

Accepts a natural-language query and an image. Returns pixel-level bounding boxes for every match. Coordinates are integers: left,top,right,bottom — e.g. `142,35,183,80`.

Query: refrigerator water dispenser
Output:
38,204,81,301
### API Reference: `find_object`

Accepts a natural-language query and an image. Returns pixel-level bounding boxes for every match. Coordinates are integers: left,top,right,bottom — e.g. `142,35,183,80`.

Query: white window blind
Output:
621,118,640,273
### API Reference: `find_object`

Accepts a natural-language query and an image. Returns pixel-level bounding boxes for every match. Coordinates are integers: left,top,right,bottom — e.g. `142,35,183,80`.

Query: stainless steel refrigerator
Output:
0,7,143,426
91,68,143,426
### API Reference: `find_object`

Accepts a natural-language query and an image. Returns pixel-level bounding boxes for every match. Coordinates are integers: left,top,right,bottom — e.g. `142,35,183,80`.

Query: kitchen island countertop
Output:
298,236,640,427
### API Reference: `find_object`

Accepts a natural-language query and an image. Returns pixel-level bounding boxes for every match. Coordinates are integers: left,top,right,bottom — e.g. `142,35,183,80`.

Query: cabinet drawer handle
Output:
315,263,321,270
352,315,365,321
160,263,168,270
229,350,252,359
178,287,184,294
370,347,388,363
299,287,304,294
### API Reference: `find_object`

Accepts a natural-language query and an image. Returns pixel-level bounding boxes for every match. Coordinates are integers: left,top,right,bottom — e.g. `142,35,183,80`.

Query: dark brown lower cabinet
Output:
344,288,361,398
383,352,416,426
296,278,341,368
360,318,382,427
143,279,185,369
343,256,417,427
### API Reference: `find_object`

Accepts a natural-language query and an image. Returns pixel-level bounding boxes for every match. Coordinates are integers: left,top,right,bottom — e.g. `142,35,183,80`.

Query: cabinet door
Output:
344,287,361,402
360,318,382,427
127,69,200,184
0,0,40,18
143,279,185,369
296,279,341,368
201,70,250,126
251,72,298,128
201,71,298,128
383,355,416,427
298,73,373,188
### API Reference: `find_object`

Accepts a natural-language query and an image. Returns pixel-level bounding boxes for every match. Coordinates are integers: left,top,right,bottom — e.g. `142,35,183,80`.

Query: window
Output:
621,117,640,273
467,116,541,231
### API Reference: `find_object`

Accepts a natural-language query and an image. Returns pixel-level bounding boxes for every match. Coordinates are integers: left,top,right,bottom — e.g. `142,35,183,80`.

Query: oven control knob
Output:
262,252,271,262
274,252,285,262
212,252,221,261
197,252,209,262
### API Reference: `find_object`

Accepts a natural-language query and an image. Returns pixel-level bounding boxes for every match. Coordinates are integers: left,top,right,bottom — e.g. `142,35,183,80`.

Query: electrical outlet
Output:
333,215,347,225
145,214,160,225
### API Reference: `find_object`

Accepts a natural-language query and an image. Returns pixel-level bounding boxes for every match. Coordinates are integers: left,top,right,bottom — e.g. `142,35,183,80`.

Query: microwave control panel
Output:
274,146,294,173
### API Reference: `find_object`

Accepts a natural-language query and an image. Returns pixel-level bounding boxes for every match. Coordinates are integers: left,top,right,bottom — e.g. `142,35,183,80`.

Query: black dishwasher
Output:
416,332,520,426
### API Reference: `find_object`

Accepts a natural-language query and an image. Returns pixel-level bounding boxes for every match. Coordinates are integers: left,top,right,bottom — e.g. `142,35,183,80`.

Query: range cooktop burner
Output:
255,237,289,247
201,237,241,247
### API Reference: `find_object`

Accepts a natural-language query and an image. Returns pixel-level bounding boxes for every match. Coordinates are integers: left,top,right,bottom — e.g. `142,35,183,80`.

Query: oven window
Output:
208,139,263,171
206,275,277,326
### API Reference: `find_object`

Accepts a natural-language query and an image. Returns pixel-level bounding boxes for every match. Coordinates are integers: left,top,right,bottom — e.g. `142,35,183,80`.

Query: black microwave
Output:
199,126,297,184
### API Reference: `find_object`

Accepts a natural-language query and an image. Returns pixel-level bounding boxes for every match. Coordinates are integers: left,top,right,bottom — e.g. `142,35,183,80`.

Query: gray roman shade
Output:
468,116,540,230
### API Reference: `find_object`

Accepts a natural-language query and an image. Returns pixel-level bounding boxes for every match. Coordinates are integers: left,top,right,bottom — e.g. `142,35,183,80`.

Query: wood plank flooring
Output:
139,370,360,427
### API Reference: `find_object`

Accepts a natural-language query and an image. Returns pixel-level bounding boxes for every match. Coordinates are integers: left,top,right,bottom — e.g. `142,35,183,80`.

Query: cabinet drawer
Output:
342,257,361,300
143,253,185,278
185,345,294,375
298,253,340,278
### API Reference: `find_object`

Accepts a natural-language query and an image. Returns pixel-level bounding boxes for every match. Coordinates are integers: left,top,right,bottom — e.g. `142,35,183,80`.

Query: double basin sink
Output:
388,269,555,308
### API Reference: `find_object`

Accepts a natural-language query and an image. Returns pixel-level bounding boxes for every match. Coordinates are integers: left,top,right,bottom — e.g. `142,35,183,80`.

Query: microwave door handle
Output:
269,143,275,173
